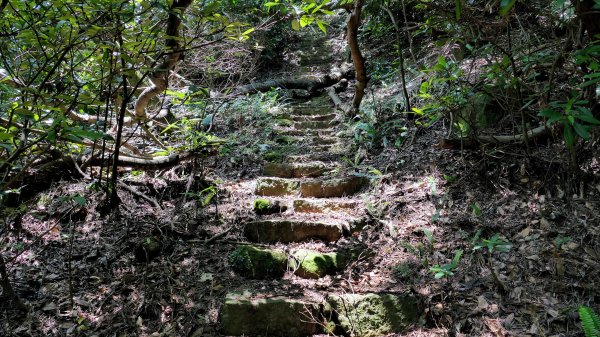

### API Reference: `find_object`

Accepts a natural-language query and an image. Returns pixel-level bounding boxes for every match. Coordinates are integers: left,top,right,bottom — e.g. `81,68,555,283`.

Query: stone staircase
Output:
219,30,418,337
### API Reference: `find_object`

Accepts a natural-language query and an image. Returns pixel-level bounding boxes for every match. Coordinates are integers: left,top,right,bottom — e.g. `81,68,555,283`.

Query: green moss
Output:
264,151,283,162
253,198,270,212
326,293,418,336
228,245,287,279
275,118,294,127
274,135,297,145
291,249,344,279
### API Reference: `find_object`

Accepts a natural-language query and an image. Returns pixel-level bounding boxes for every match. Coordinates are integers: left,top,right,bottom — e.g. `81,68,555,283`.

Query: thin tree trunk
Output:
346,0,367,117
133,0,194,120
576,0,600,42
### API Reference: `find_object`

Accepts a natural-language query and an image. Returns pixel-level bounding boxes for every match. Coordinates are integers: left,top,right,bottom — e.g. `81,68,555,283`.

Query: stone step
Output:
300,176,368,198
220,292,419,337
294,120,339,130
275,128,336,137
293,198,359,213
220,292,320,337
275,112,337,121
263,162,333,178
243,219,343,243
228,245,364,279
255,175,367,198
255,177,299,196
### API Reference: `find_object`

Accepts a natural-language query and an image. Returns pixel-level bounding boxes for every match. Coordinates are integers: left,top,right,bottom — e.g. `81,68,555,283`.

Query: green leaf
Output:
291,19,301,31
500,0,517,16
0,132,14,141
563,123,575,147
316,19,327,33
575,108,600,124
573,122,590,139
455,0,462,20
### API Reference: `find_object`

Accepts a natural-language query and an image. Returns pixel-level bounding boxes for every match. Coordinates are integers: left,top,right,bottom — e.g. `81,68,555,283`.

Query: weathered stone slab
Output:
255,178,299,196
290,249,346,279
244,220,343,243
228,245,287,279
300,176,368,198
324,293,419,337
221,292,320,336
263,162,330,178
294,120,337,130
293,199,358,213
291,113,337,122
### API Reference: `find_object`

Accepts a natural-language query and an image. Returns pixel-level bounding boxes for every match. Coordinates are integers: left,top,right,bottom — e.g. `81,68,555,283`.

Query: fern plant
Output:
579,306,600,337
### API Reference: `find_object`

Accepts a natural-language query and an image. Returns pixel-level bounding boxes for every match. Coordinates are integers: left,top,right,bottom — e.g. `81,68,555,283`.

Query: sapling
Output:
473,233,512,292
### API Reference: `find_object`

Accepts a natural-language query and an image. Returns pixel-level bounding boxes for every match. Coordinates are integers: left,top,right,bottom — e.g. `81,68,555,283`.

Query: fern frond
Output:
579,306,600,337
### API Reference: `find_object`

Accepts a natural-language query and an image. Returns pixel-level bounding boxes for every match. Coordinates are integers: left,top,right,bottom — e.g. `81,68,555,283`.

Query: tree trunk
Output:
347,0,367,117
133,0,194,120
576,0,600,42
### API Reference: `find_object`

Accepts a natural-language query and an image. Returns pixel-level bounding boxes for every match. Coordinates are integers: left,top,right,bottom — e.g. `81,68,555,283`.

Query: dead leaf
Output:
484,317,507,337
478,295,489,311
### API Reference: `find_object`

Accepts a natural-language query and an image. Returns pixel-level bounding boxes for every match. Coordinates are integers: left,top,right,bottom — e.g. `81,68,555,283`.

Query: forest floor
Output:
1,24,600,337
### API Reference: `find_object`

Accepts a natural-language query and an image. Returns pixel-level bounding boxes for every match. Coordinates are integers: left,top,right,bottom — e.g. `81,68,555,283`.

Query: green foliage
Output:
430,250,463,279
539,95,600,148
579,306,600,337
264,0,333,33
473,234,512,253
253,198,270,211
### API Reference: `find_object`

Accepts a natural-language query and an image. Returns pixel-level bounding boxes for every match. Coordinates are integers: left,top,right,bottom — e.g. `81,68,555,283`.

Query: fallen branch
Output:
439,124,551,149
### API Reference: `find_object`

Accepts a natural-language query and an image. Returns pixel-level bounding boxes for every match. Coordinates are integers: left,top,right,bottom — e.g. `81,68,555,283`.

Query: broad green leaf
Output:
316,19,327,33
0,132,14,141
573,122,590,139
500,0,517,16
291,19,300,30
455,0,462,20
575,108,600,124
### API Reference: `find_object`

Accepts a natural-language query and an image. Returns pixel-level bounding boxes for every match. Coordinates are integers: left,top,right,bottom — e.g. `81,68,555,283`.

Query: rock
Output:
253,198,287,215
324,293,419,337
255,178,299,196
221,292,320,336
294,120,336,130
290,249,346,279
244,220,343,243
291,113,337,122
134,237,161,262
227,245,287,279
263,162,330,178
293,199,358,213
300,176,368,198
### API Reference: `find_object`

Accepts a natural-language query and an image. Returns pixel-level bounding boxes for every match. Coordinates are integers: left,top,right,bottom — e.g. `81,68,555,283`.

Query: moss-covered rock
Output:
221,292,320,336
228,245,287,279
274,118,294,127
290,249,346,279
243,219,343,243
255,177,299,196
252,198,287,215
300,176,368,198
325,293,419,337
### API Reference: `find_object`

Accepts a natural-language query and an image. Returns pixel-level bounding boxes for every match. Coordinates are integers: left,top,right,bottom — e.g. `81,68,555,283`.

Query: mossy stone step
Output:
221,292,320,336
290,249,348,279
324,293,419,337
275,128,336,137
300,176,368,198
291,113,337,122
293,198,359,213
228,245,287,279
255,178,299,196
263,162,331,178
243,219,343,243
294,120,338,130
